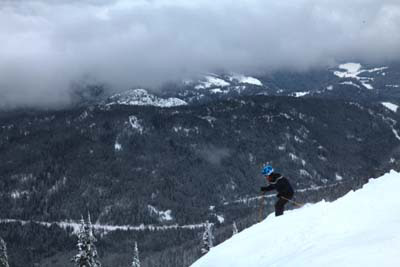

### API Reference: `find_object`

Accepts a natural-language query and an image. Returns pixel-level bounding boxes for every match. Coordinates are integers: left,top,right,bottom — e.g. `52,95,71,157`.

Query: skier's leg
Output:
275,198,288,216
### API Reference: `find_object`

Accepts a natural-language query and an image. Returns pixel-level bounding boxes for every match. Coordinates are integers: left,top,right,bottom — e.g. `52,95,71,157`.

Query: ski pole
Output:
280,196,304,207
258,191,266,222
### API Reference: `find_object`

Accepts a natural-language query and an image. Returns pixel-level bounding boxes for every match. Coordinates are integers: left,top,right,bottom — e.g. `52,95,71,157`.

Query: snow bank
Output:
192,170,400,267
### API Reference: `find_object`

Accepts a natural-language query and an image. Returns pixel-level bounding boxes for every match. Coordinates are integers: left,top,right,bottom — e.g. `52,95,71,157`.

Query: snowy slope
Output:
191,170,400,267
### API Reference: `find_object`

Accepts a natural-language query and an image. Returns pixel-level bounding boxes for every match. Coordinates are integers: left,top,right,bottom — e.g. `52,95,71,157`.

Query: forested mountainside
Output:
1,93,400,266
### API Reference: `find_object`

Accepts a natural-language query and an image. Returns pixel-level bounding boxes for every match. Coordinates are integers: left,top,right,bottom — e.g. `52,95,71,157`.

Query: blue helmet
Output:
261,165,274,175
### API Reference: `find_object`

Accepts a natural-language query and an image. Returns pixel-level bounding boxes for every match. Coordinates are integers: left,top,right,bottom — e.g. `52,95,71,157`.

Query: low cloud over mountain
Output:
1,0,400,107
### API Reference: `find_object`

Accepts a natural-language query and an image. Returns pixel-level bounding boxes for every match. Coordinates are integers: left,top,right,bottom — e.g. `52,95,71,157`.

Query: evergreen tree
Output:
72,214,102,267
0,237,9,267
86,213,102,267
201,221,214,255
232,221,238,236
131,241,140,267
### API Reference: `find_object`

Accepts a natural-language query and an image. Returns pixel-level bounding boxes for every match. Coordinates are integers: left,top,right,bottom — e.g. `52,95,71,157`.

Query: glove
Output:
260,186,268,192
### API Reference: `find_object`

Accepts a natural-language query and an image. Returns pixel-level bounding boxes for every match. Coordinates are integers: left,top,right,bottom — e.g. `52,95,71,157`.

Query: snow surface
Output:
106,89,187,107
381,102,399,113
333,63,387,90
195,76,230,90
229,74,263,86
192,170,400,267
292,91,310,97
148,205,173,222
216,215,225,224
340,81,361,89
114,141,122,151
128,115,144,134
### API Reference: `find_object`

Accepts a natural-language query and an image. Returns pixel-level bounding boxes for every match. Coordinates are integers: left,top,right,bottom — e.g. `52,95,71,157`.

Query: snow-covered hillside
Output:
106,88,187,107
191,170,400,267
333,62,388,90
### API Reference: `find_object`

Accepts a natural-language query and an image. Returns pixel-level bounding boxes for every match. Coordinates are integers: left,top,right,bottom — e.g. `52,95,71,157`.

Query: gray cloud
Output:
1,0,400,108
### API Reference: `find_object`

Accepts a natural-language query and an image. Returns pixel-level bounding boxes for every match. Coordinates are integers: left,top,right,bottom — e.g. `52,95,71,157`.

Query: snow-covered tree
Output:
232,221,238,236
201,221,214,255
72,214,102,267
0,237,9,267
131,241,140,267
73,216,90,266
87,213,102,267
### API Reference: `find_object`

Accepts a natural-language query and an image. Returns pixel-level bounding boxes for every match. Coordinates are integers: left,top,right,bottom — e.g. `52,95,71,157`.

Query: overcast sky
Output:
1,0,400,108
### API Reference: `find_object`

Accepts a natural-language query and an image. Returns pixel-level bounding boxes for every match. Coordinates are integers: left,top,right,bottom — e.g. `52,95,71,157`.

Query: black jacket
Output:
261,172,294,198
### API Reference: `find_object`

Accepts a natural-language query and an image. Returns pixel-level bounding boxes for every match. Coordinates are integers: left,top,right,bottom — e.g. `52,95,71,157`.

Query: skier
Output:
260,165,294,216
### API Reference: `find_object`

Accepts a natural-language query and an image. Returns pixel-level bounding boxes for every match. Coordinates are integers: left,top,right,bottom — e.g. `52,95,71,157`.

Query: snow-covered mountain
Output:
155,62,400,106
333,62,388,90
160,73,268,104
75,62,400,108
191,170,400,267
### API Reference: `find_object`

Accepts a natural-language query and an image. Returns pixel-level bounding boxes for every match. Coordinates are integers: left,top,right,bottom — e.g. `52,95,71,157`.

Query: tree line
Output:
0,215,244,267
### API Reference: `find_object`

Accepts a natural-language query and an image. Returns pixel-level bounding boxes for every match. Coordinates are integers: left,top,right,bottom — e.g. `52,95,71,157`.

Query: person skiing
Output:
260,165,294,216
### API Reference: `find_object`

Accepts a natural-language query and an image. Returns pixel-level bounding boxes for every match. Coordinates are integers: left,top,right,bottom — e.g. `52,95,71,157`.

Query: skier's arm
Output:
260,185,275,192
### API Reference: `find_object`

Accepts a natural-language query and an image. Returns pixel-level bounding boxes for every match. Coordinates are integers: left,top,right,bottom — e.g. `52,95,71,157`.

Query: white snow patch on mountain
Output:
365,66,389,73
216,215,225,224
148,205,173,222
210,88,227,94
292,91,310,97
334,63,362,78
289,153,299,160
199,116,217,126
391,128,400,141
362,82,373,90
107,89,187,107
11,190,29,199
340,81,361,88
381,102,398,112
195,76,230,90
128,115,144,134
335,173,343,181
229,74,263,86
334,63,388,90
191,170,400,267
114,141,122,151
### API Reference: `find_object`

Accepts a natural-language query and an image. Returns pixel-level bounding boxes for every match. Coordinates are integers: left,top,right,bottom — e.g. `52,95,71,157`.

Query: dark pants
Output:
275,197,289,216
